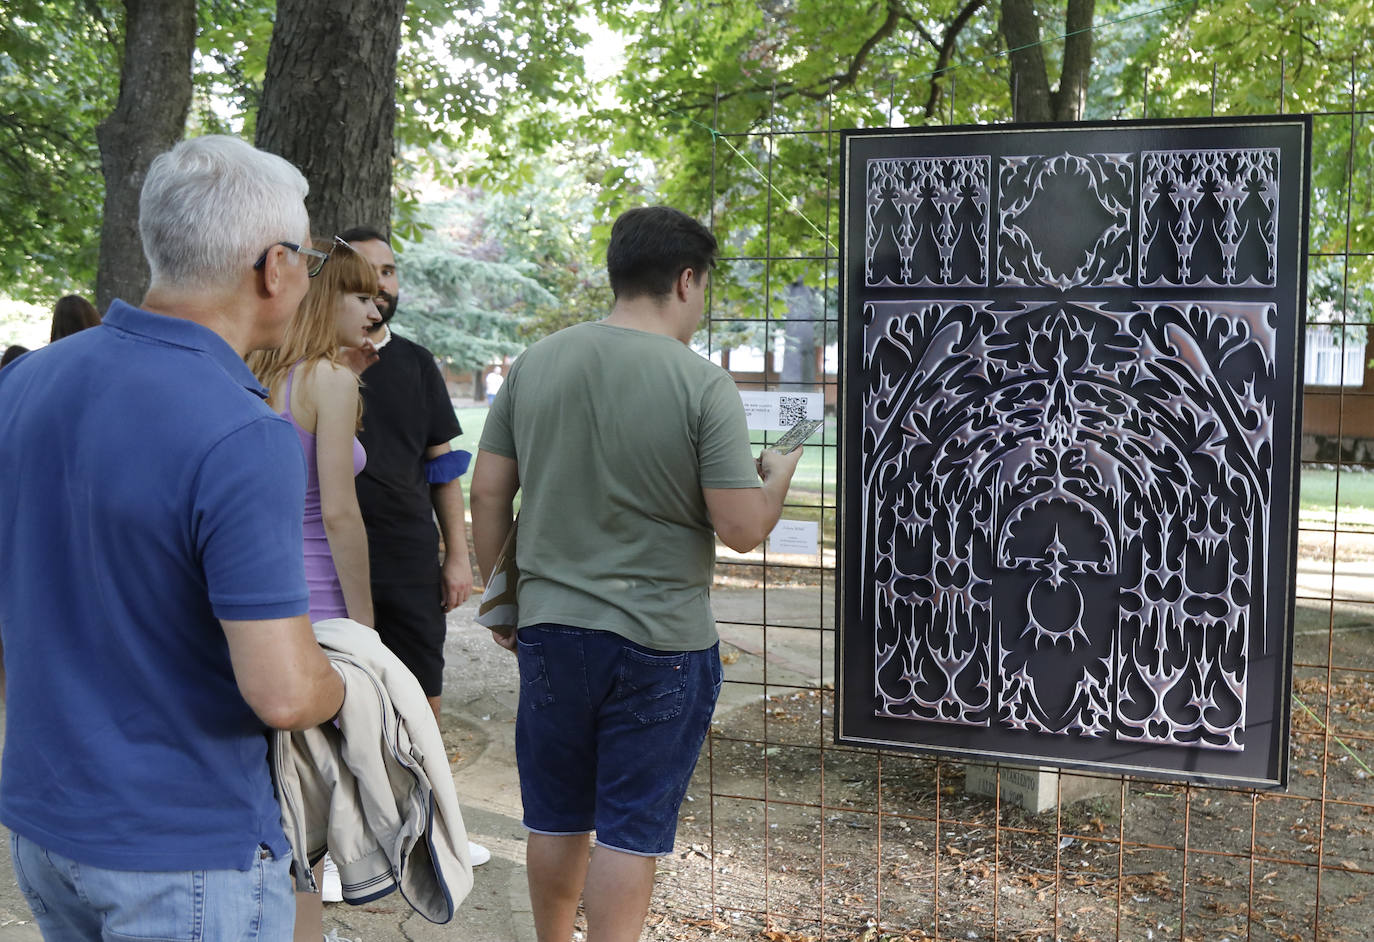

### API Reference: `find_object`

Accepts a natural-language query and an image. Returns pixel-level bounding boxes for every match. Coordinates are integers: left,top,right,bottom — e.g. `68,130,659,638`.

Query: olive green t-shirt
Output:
479,322,760,650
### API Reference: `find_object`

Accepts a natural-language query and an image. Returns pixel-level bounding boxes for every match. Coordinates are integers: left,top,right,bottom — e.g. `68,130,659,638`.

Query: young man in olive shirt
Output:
471,206,802,942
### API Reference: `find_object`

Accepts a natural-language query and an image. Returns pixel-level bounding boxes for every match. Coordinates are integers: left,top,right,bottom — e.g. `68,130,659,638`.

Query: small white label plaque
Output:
769,519,819,556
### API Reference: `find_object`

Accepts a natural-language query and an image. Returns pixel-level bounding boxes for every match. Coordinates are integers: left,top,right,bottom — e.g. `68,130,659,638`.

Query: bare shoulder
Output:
304,358,361,397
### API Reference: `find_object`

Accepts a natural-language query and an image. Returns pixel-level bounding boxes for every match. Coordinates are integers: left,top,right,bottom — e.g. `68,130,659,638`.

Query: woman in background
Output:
248,237,381,935
50,295,100,342
250,237,380,629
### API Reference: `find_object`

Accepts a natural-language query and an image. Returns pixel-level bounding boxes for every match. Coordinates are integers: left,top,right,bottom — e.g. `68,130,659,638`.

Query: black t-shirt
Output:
356,332,462,584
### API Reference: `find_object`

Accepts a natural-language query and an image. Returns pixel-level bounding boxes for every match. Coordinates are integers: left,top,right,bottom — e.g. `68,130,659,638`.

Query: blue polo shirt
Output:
0,300,310,871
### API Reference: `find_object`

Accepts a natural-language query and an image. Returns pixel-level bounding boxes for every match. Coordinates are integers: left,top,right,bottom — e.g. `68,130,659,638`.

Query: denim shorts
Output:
10,831,294,941
515,624,722,857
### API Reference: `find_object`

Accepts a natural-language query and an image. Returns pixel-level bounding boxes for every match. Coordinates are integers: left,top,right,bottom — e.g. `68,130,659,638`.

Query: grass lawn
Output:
451,405,489,458
1299,467,1374,527
1299,467,1374,509
451,405,837,545
749,422,836,507
453,407,838,504
454,410,1374,530
450,403,1374,570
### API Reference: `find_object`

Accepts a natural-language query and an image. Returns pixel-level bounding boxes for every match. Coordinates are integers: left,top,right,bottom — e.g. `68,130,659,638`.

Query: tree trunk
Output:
782,279,818,389
256,0,405,240
1000,0,1097,123
1000,0,1053,122
1051,0,1095,121
94,0,196,312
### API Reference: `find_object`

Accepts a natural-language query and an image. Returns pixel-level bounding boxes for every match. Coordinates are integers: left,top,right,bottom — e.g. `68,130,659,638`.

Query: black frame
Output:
836,116,1311,788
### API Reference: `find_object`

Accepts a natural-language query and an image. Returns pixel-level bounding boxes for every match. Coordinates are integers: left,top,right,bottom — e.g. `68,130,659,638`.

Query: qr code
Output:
779,396,809,426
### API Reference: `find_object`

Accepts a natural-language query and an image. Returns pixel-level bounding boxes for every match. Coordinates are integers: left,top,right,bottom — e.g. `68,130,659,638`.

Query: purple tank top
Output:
281,363,366,622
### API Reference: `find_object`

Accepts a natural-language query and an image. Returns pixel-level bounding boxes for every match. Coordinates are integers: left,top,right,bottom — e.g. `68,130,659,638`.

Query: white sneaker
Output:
468,841,491,867
321,853,343,903
322,930,356,942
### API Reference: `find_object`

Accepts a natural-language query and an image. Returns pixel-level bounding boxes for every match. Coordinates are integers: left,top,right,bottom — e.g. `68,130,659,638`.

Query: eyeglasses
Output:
253,241,331,278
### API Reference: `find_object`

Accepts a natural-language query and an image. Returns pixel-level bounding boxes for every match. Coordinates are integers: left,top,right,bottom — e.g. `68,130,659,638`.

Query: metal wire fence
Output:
666,58,1374,942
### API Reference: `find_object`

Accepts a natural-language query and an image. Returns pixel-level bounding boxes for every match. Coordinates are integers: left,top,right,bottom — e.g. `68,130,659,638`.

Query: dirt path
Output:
0,583,1370,941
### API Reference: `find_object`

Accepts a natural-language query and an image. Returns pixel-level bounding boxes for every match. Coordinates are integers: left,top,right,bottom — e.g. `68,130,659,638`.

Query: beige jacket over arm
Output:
272,618,473,923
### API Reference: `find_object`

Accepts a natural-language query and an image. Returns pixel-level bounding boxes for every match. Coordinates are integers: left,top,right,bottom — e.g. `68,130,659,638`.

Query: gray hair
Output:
139,135,310,290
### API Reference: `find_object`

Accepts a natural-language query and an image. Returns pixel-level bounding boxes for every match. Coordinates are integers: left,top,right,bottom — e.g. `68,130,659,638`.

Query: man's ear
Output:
676,267,696,301
259,246,289,297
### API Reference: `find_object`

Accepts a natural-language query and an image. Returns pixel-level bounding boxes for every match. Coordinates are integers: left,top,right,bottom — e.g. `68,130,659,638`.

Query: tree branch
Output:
651,0,912,119
922,0,991,120
79,0,120,46
906,17,941,53
0,117,38,176
795,0,905,99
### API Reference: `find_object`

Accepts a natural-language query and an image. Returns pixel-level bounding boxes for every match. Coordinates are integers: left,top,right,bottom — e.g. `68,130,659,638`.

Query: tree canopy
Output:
562,0,1374,331
390,154,613,365
4,0,1374,333
0,0,598,305
0,0,117,300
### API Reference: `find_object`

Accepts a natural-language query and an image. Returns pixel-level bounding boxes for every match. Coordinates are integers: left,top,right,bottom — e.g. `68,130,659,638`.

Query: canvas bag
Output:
475,519,517,638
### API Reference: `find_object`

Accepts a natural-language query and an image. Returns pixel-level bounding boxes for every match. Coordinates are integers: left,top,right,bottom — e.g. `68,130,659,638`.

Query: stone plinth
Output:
963,762,1115,814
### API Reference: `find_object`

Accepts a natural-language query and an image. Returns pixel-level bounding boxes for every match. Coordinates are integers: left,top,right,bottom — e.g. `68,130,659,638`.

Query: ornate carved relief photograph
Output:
838,118,1310,787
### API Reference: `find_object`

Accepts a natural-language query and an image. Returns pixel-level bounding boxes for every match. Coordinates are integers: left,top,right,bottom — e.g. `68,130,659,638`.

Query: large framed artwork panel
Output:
837,117,1311,788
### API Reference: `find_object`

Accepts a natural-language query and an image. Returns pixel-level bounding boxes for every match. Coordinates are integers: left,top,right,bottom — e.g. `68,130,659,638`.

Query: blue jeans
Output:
515,624,722,856
9,832,295,942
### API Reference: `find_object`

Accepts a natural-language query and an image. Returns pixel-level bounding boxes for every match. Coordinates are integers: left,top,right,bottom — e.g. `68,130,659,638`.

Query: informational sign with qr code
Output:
737,391,824,431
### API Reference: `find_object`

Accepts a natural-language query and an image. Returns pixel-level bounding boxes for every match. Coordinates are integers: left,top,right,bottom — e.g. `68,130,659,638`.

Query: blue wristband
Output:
425,449,472,483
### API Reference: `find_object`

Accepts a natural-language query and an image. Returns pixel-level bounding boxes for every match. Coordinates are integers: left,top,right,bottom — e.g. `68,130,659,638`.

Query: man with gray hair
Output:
0,135,343,939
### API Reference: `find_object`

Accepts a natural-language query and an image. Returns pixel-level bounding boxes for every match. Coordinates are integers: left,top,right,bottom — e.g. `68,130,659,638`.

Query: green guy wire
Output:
673,109,838,253
1293,692,1374,779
